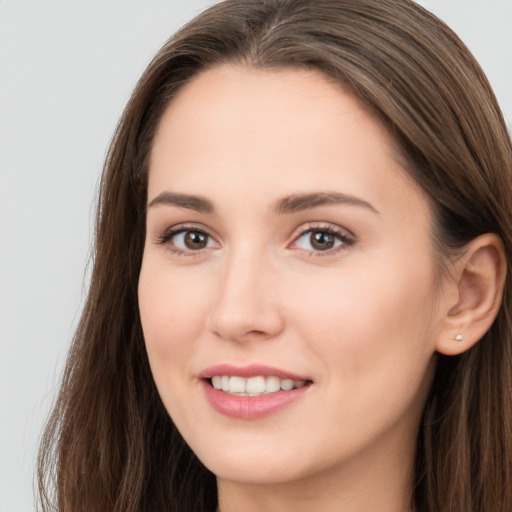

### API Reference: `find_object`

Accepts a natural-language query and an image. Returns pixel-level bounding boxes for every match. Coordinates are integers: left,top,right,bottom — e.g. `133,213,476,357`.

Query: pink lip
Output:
201,381,310,420
199,364,312,420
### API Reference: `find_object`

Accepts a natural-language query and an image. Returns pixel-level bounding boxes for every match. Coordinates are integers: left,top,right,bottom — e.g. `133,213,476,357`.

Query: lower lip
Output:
201,380,310,420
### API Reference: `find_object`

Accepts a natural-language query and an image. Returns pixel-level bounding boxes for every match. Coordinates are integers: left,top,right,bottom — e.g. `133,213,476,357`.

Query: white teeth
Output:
246,376,266,393
229,376,246,393
211,376,222,389
210,375,308,395
280,379,294,391
266,376,280,393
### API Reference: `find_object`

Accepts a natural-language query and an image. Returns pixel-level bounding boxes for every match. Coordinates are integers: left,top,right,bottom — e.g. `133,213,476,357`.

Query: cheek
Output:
137,256,220,432
138,256,212,372
287,254,437,384
284,257,438,458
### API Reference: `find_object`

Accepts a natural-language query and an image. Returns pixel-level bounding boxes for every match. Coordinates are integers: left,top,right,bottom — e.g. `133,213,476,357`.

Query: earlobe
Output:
436,233,506,356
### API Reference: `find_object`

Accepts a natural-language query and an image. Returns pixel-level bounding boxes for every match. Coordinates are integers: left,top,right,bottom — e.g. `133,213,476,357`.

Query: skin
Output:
138,65,464,512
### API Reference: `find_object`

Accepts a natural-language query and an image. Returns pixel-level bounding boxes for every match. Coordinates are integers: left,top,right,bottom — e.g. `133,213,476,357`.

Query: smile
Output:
210,375,308,396
200,365,313,420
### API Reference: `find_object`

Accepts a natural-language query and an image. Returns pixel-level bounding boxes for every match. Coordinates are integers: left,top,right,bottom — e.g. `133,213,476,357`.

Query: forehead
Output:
151,65,392,163
148,65,429,226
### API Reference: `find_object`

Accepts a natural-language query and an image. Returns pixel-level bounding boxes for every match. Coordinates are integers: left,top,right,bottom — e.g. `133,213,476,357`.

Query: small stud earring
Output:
454,334,463,341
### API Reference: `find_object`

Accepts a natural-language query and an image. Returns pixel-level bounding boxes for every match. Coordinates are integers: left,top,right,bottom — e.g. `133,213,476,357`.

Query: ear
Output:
436,233,506,356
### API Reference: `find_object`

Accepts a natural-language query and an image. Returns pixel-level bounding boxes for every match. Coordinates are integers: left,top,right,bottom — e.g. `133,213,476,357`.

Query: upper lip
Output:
199,363,311,381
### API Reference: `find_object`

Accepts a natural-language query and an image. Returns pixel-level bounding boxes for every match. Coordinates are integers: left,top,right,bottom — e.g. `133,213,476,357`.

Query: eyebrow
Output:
147,190,378,215
147,191,214,213
274,192,379,215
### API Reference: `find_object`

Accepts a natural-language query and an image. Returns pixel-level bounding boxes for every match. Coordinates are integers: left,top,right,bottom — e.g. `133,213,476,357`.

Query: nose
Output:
207,248,285,343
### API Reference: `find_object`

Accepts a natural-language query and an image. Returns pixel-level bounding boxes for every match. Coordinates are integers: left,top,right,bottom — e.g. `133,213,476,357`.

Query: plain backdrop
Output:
1,1,511,511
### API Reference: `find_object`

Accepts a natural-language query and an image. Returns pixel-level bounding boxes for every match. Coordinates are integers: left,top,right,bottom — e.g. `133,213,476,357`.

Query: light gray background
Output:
1,1,511,511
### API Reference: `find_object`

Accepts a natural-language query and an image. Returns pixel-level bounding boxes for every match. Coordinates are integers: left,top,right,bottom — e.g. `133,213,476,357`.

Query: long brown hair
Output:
38,1,512,511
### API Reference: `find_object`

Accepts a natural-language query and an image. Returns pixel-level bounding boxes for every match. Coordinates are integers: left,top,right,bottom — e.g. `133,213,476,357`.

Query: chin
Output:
204,457,302,486
186,434,307,485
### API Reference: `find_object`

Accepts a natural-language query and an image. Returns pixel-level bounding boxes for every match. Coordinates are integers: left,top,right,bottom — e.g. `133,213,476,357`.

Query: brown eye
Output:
293,226,352,254
183,231,209,249
310,231,335,250
163,229,215,252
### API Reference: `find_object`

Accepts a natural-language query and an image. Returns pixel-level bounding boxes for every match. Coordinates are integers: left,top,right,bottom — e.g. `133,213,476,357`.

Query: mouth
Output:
199,364,313,420
208,375,310,396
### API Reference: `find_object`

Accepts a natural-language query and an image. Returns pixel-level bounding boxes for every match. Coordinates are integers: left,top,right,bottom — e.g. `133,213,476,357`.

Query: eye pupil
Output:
185,231,208,249
310,231,335,250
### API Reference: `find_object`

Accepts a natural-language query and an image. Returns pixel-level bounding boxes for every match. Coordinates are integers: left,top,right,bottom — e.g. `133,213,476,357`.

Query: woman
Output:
38,0,512,511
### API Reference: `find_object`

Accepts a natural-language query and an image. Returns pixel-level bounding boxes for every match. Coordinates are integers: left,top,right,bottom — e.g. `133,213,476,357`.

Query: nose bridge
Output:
208,242,283,342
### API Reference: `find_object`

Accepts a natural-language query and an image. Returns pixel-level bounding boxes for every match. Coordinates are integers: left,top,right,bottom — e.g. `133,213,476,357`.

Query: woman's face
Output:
139,66,446,489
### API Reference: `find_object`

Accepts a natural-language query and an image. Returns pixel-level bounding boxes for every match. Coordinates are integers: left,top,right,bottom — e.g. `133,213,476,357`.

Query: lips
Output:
199,364,312,420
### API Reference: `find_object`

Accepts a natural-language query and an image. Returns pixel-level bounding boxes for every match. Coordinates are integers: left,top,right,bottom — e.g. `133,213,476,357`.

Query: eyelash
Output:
290,224,355,256
155,223,217,258
155,223,355,258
